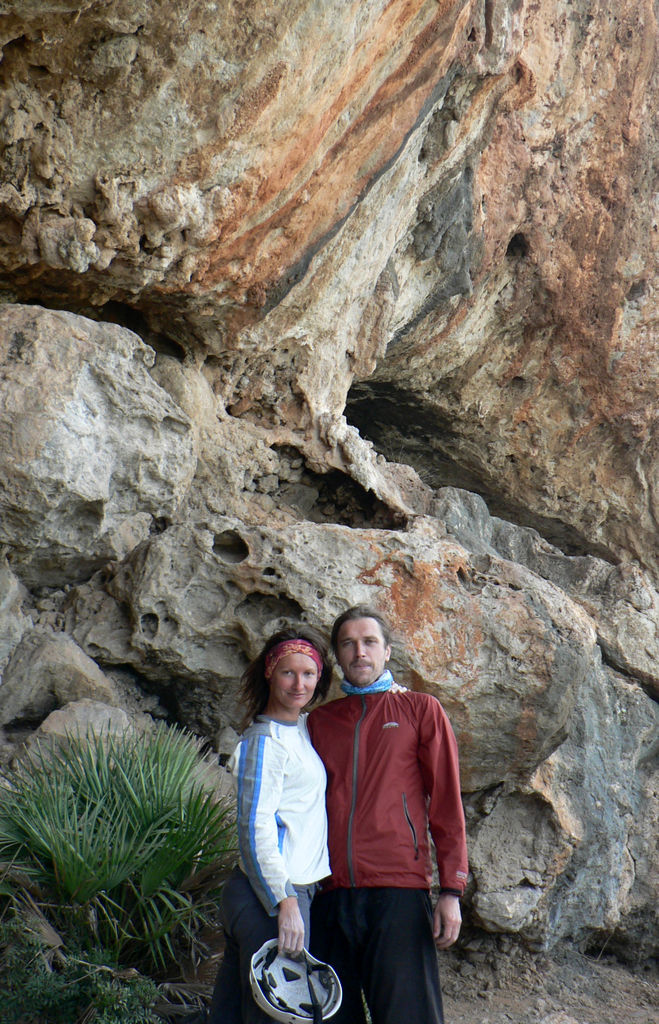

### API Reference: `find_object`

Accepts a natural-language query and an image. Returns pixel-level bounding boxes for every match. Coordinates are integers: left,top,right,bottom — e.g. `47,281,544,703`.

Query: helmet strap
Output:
304,958,324,1024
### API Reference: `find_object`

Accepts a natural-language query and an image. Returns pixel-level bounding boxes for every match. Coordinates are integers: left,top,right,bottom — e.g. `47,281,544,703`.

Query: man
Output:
308,605,468,1024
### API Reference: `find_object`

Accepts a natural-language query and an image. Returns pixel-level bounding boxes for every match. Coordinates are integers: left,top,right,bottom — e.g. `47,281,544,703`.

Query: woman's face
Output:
264,652,320,721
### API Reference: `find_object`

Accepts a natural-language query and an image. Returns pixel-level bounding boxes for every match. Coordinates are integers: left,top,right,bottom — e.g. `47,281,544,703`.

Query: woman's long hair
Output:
238,624,333,731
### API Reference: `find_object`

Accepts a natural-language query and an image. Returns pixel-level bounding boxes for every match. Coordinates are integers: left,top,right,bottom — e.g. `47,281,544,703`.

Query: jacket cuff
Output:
439,887,462,898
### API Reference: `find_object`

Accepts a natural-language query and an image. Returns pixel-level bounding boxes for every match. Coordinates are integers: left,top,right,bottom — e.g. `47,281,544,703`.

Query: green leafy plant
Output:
0,723,236,974
0,915,160,1024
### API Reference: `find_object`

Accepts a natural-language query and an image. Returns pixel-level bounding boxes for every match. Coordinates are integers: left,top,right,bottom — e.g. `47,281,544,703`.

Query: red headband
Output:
264,639,324,680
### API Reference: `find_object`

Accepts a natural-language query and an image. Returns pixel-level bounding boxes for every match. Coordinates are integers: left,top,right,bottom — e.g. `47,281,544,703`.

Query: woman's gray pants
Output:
208,865,316,1024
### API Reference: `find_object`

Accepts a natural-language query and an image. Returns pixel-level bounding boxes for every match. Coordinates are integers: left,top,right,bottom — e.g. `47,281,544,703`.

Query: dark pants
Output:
310,887,445,1024
208,866,315,1024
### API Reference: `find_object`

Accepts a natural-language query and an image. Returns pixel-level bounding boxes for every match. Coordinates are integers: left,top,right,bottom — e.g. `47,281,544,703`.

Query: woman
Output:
209,625,333,1023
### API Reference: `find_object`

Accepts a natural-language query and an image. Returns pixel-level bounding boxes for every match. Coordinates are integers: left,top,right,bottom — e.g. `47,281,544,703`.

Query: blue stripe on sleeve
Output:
275,812,286,853
236,735,278,912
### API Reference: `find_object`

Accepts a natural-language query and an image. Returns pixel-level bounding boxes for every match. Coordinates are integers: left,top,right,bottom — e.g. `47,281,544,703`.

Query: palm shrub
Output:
0,723,236,975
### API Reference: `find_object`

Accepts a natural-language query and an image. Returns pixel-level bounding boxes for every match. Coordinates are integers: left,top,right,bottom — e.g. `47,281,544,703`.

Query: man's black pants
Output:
310,887,445,1024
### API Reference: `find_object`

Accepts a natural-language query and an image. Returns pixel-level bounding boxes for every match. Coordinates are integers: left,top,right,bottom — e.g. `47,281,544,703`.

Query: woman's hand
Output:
277,895,305,954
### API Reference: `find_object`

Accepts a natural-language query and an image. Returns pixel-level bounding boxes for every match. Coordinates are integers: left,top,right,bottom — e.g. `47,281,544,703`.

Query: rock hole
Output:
213,530,250,562
140,613,159,638
456,566,485,593
506,233,529,259
234,593,305,623
626,280,646,302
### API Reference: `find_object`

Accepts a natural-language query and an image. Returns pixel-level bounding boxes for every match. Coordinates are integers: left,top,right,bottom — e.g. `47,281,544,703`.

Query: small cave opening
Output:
4,699,58,734
306,470,408,530
153,676,220,735
506,233,529,259
98,301,187,360
0,273,185,362
271,443,407,531
102,663,176,723
345,381,615,560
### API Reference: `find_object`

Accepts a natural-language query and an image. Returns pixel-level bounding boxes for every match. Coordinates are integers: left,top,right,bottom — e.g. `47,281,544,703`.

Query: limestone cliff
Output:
0,1,657,957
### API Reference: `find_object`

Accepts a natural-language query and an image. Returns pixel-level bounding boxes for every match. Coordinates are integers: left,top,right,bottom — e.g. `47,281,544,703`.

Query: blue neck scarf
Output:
340,668,393,696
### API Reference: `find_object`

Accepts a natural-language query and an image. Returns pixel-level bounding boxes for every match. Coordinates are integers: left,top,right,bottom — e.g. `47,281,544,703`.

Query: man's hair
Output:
330,604,392,654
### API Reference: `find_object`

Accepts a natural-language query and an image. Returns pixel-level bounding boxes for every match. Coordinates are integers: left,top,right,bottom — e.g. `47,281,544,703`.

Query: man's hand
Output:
433,892,462,949
277,896,305,954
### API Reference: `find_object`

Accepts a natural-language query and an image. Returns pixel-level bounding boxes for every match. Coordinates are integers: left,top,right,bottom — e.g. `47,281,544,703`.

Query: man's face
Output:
335,617,391,687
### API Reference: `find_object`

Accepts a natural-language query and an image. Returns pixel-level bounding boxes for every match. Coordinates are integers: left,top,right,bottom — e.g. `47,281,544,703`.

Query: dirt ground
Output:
188,930,658,1024
439,936,658,1024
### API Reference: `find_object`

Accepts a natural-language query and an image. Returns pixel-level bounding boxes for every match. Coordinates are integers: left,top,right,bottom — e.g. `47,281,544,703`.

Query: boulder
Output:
0,629,121,726
0,564,32,680
0,305,197,586
435,487,659,700
469,667,658,952
27,698,139,745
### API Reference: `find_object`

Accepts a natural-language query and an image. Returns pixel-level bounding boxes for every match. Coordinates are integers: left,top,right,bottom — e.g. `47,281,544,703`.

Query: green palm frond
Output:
0,723,236,974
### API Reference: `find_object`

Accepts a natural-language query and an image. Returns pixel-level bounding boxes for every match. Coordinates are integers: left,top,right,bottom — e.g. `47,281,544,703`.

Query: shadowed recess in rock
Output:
346,382,617,561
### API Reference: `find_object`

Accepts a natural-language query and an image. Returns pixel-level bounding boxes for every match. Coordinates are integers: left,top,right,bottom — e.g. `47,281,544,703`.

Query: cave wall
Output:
0,0,657,956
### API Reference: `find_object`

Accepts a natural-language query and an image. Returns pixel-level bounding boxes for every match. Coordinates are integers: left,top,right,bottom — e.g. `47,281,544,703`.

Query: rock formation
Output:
0,0,657,958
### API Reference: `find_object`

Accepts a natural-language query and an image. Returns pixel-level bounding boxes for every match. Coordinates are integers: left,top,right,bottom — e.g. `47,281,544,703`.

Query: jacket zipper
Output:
402,792,420,859
347,694,368,887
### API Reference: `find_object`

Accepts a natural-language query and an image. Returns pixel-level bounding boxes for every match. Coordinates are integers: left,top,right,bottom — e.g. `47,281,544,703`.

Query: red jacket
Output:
308,688,468,894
